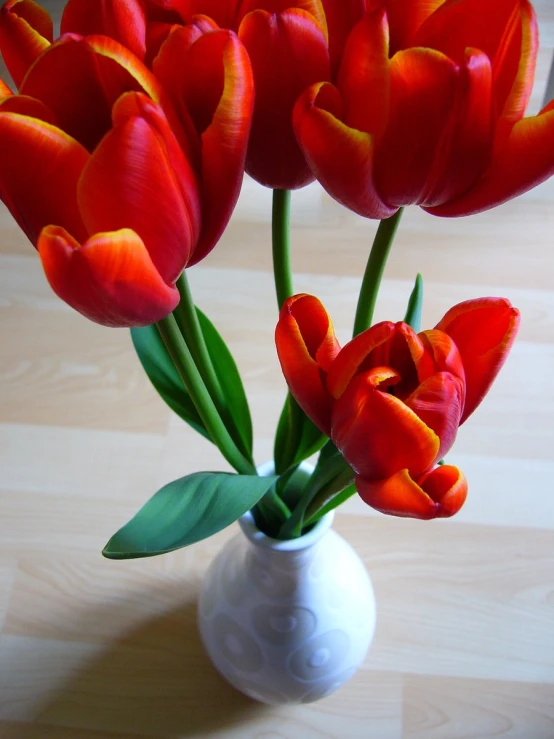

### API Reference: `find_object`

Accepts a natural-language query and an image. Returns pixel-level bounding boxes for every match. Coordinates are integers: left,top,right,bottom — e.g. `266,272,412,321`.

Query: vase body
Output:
197,507,376,704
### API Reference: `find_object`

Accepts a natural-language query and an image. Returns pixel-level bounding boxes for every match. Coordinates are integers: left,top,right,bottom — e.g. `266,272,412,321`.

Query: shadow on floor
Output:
9,595,269,738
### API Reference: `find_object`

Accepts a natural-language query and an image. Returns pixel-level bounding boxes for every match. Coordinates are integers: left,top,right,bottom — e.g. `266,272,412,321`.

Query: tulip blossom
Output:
0,26,253,327
13,0,367,190
276,294,520,519
294,0,554,217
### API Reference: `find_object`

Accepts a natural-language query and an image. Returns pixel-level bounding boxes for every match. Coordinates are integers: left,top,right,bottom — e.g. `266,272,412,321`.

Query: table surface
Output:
1,3,554,738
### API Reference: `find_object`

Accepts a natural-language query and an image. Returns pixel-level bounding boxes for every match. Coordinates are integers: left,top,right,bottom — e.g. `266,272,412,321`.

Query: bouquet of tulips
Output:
0,0,551,556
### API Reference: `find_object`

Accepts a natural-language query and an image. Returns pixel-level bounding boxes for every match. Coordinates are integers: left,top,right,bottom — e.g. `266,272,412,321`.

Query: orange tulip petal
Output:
425,100,554,216
435,297,520,422
356,464,467,519
61,0,147,62
156,29,254,265
419,329,465,382
331,368,440,480
404,371,464,461
337,8,389,139
38,225,179,328
0,112,88,244
20,34,164,151
78,104,198,284
238,8,330,189
326,321,396,399
374,48,461,207
275,294,341,435
294,82,397,219
418,464,468,517
0,0,52,88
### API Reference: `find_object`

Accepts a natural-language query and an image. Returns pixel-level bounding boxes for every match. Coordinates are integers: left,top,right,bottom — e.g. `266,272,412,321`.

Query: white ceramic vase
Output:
197,485,376,705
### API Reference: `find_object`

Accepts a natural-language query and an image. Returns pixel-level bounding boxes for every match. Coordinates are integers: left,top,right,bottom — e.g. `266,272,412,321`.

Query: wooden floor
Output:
1,3,554,738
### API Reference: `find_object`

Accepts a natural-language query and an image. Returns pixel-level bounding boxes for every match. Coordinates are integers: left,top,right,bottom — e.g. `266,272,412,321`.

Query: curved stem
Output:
352,208,404,337
156,314,256,476
272,189,293,309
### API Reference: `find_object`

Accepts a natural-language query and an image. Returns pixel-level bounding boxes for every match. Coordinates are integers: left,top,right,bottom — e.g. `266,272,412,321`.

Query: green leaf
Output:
274,393,327,474
196,308,253,460
131,324,210,440
103,472,278,559
404,273,423,332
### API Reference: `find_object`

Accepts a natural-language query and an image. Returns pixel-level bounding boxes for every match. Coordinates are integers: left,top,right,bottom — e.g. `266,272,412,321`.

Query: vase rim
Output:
238,509,335,551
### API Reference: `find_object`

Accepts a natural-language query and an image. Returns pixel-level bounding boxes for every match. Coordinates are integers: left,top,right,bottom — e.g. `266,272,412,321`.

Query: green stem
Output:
352,208,404,337
174,273,223,405
173,272,253,463
272,189,293,309
156,314,255,476
278,449,352,539
304,468,355,523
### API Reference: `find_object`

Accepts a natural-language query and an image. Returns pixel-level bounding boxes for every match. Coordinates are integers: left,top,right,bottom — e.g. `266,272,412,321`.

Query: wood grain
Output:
1,2,553,737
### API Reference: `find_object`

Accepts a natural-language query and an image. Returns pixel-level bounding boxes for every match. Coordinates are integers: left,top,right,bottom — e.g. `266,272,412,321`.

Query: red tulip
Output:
276,294,520,519
50,0,368,189
294,0,554,217
0,30,253,326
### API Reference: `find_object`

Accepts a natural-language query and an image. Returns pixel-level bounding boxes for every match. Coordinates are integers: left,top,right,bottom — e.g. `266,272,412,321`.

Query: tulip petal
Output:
293,82,397,218
61,0,147,62
154,27,253,264
496,0,538,127
0,0,52,88
145,0,188,24
331,368,440,480
425,100,554,216
0,77,12,97
0,92,55,122
420,49,494,207
320,0,367,75
275,294,341,435
38,225,179,328
337,8,389,138
374,48,461,206
404,371,464,461
187,30,254,264
419,329,465,382
20,34,164,151
435,297,520,422
185,0,236,28
239,8,330,189
0,112,88,245
356,464,467,519
326,321,396,399
415,0,537,125
78,102,198,284
383,0,445,54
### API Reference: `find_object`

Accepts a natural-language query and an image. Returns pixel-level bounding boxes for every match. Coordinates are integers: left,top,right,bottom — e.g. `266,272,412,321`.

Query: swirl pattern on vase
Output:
197,512,376,705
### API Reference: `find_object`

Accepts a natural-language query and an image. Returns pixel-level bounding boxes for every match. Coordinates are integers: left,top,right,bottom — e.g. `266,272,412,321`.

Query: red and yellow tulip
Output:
6,0,368,190
0,7,253,326
293,0,554,217
276,294,520,519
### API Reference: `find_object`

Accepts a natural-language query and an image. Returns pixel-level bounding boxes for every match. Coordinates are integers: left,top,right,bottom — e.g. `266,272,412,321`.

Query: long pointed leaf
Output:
404,273,423,332
103,472,277,559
